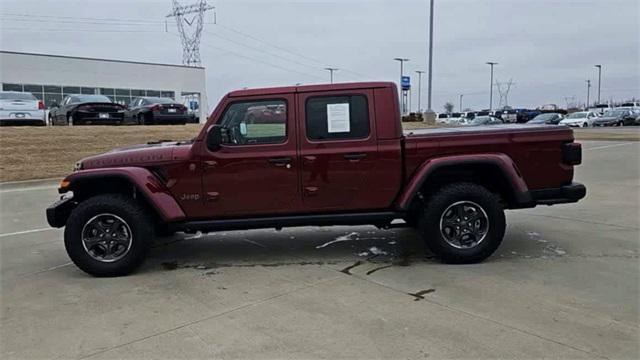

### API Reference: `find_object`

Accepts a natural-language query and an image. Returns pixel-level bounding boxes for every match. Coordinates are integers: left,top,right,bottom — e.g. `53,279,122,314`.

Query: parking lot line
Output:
0,227,55,238
0,185,58,194
583,142,636,151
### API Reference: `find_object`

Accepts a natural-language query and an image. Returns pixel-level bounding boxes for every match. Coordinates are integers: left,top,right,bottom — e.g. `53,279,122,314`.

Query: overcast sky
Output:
1,0,638,111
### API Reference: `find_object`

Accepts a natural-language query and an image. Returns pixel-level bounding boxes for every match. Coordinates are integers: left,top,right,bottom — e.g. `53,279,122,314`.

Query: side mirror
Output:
206,125,223,151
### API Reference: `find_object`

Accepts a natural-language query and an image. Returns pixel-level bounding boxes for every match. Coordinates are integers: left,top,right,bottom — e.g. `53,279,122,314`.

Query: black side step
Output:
176,211,403,233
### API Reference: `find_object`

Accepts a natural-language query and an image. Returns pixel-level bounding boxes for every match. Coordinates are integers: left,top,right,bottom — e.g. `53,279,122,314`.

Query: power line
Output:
215,23,366,79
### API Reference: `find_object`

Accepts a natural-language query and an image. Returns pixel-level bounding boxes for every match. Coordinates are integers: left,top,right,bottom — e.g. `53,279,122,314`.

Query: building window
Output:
44,85,62,93
3,83,23,92
131,89,145,96
305,95,370,141
161,91,175,99
100,88,115,96
63,86,81,95
146,90,160,96
81,87,97,95
115,88,130,96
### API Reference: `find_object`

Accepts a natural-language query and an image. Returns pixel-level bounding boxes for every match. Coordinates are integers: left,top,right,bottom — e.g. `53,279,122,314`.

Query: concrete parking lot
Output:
1,140,638,359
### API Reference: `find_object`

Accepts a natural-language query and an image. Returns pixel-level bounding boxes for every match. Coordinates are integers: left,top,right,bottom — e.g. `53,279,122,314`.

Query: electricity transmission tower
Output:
496,79,514,109
167,0,215,67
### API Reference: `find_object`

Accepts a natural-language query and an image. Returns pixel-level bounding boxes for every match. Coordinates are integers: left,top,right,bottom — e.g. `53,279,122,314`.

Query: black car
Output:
592,109,636,127
527,113,564,125
125,97,189,125
49,95,126,126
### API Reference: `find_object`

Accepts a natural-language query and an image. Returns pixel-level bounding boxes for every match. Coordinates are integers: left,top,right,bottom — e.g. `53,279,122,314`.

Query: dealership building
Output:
0,51,208,122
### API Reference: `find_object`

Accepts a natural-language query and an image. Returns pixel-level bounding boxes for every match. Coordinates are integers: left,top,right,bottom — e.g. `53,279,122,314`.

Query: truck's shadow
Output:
142,224,564,274
146,226,429,273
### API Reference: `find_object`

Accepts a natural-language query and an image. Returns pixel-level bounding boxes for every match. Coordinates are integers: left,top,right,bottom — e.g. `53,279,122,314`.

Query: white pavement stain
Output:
315,231,359,249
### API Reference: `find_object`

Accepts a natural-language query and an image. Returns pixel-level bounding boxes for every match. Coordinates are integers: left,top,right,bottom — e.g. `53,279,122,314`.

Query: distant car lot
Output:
1,139,637,359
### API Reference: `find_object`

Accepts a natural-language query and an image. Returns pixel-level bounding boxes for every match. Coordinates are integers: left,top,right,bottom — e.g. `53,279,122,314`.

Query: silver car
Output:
0,91,46,126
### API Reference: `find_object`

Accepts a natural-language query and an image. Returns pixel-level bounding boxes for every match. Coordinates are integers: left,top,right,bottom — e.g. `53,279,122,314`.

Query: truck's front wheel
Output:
64,194,154,277
418,183,505,263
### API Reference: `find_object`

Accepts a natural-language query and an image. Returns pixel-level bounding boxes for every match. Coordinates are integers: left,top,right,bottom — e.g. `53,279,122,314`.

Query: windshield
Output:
145,97,176,104
0,92,37,100
531,113,556,121
70,95,112,104
567,112,587,119
450,112,463,118
438,114,449,118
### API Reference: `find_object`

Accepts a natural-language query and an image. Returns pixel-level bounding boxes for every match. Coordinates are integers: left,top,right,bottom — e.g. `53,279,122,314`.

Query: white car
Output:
559,111,599,127
0,91,46,126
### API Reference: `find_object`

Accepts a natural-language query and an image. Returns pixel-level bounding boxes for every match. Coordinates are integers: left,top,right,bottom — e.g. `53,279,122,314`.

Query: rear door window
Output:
305,95,369,140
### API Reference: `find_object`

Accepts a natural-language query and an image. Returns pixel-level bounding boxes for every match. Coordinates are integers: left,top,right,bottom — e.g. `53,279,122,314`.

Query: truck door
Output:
200,94,300,217
297,90,385,212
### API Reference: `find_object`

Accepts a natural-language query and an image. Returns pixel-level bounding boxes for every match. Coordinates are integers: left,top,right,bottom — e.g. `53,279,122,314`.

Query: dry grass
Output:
0,125,201,182
1,123,637,182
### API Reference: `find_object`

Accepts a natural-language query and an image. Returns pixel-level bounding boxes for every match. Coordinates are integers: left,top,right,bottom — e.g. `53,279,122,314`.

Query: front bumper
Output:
46,195,76,228
530,182,587,205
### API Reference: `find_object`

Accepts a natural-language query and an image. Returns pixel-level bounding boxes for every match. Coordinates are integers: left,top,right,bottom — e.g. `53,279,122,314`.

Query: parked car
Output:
527,113,564,125
246,103,286,124
126,97,189,125
49,94,126,126
502,109,541,123
589,104,610,115
592,109,636,126
46,81,586,277
447,112,467,125
0,91,46,126
614,107,640,125
464,115,503,126
436,113,450,124
559,111,599,127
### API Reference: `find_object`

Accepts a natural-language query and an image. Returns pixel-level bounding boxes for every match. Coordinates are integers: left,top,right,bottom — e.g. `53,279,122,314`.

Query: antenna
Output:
167,0,215,67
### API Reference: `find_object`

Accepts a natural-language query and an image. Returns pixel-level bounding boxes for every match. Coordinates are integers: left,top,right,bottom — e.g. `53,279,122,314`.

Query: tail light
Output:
150,104,163,111
563,142,582,165
38,101,45,110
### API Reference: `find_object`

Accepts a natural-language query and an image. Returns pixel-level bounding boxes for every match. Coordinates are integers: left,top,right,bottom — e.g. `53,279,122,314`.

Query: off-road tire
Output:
418,182,505,264
64,194,155,277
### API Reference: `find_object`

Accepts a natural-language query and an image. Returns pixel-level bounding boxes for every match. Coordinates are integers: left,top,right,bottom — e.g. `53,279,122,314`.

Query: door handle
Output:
304,186,319,196
303,155,316,164
268,157,292,167
343,153,367,161
203,160,218,170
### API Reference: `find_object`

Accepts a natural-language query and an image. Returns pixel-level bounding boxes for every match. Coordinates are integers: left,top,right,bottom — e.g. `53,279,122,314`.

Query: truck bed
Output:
402,124,575,191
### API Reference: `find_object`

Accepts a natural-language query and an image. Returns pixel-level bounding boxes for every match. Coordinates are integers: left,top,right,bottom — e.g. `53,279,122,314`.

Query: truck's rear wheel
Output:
64,194,154,277
418,183,505,263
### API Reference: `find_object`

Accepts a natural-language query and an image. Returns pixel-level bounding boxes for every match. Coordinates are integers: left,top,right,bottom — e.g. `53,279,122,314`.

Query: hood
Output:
78,140,193,170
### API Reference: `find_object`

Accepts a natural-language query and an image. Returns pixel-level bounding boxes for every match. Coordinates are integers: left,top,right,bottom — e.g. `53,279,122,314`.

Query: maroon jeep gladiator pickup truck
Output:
47,82,586,276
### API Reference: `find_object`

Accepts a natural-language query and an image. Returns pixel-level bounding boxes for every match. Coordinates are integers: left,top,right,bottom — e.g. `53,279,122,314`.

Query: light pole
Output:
394,58,409,114
324,67,338,84
486,62,498,111
415,70,425,112
426,0,434,113
586,80,591,109
594,65,602,105
459,94,464,112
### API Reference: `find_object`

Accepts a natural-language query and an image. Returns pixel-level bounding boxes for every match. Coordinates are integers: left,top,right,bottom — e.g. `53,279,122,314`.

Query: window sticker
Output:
327,103,350,133
239,122,247,135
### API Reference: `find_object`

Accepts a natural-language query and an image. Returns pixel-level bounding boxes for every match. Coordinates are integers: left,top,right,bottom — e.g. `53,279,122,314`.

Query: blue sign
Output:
401,76,411,90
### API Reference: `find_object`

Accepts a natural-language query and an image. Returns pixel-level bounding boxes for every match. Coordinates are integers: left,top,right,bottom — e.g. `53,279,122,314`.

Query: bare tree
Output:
443,102,454,114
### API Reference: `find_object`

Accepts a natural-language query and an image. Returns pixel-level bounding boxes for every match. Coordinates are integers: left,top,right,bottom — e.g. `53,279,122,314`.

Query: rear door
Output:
200,94,300,217
297,90,383,212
